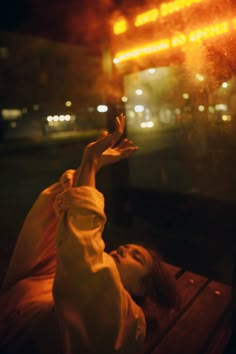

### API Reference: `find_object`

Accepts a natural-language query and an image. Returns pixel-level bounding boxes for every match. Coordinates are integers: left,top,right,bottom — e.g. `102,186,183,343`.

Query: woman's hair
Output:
131,247,181,335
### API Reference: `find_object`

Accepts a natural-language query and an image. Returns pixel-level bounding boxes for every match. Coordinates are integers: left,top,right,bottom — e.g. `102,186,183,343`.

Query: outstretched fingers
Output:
117,138,134,149
84,113,128,161
117,113,125,134
111,113,126,146
85,133,115,160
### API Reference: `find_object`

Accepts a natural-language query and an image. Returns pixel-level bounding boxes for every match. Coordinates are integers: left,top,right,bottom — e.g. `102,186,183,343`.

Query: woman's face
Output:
110,244,153,297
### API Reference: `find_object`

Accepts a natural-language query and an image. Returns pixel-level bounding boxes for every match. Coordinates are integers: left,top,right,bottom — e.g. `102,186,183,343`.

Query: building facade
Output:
0,31,109,138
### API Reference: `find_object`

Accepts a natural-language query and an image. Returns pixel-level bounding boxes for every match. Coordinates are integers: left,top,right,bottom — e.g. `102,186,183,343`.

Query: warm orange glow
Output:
114,19,233,63
160,0,202,17
171,34,187,47
113,0,204,33
114,39,170,63
135,9,159,27
188,22,229,42
232,18,236,29
114,19,127,35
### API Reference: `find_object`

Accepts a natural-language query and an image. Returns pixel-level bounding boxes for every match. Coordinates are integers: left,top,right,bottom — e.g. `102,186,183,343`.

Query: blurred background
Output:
0,0,236,302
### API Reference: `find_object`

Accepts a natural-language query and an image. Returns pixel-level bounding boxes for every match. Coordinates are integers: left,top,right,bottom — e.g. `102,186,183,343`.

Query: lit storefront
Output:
110,0,236,200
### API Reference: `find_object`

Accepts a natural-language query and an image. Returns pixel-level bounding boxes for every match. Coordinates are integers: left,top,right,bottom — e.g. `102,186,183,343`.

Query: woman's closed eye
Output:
132,251,145,265
118,245,146,265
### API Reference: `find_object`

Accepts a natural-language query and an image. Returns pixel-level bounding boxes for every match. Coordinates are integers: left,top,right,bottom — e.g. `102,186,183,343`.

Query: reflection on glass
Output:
124,65,236,200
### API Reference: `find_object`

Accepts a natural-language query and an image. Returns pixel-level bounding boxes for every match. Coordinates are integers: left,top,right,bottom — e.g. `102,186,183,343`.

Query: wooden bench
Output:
139,263,234,354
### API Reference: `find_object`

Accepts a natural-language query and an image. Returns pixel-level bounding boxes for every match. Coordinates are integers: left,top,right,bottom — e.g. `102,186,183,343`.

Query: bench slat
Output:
201,307,234,354
139,271,208,354
152,280,232,354
159,271,209,331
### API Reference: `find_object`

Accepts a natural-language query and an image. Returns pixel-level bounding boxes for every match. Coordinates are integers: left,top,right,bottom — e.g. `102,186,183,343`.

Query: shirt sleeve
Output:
2,170,76,290
53,186,146,354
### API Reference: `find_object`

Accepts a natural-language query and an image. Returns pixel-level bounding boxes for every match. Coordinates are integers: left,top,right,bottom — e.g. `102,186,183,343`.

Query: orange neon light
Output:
160,0,202,17
135,9,159,27
171,34,187,47
113,20,232,63
189,22,229,41
114,39,170,62
114,19,127,35
114,0,204,34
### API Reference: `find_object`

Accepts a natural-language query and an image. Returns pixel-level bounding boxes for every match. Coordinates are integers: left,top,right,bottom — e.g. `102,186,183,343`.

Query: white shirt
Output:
0,171,146,354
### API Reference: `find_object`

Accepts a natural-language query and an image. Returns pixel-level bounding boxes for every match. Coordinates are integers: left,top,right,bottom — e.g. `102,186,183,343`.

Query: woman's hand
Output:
82,113,126,164
74,114,126,187
97,138,138,171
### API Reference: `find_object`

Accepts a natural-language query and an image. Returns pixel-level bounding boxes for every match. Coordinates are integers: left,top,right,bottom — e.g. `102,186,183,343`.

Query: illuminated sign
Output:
171,34,187,47
189,22,229,41
160,0,202,17
114,0,204,34
135,9,159,27
113,20,233,63
114,19,127,34
114,39,170,63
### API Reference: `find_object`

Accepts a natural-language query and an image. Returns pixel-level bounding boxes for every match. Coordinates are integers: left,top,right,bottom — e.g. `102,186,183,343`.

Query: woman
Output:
0,114,179,354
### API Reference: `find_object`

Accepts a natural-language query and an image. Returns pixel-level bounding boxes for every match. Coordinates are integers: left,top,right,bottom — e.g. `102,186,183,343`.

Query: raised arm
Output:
53,114,126,275
53,115,145,353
